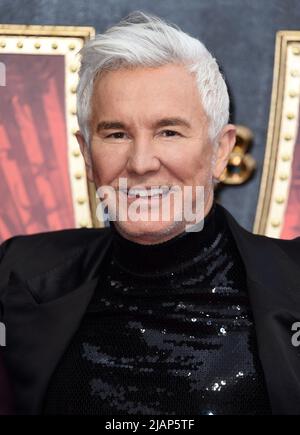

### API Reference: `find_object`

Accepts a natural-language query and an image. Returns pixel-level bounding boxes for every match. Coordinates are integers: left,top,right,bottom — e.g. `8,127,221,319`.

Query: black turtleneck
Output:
43,202,272,415
110,201,218,276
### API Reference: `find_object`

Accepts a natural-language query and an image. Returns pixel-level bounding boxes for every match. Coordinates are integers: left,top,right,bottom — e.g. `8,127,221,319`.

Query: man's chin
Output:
112,219,185,244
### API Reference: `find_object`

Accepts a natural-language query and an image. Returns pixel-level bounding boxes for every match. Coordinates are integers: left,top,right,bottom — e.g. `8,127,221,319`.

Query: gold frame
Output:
0,24,102,229
254,31,300,237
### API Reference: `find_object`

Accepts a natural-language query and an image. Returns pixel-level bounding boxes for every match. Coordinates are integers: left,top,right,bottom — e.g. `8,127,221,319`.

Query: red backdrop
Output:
281,116,300,239
0,53,75,243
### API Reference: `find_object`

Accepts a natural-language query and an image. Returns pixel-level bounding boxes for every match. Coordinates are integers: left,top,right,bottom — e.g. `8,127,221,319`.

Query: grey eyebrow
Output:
96,117,191,133
152,117,191,129
97,121,126,132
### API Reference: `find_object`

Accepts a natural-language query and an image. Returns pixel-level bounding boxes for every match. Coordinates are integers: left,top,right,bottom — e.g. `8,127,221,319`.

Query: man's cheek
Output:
92,162,113,185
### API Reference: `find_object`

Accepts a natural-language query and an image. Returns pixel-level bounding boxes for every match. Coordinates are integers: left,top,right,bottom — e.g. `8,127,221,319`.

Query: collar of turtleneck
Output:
109,202,224,276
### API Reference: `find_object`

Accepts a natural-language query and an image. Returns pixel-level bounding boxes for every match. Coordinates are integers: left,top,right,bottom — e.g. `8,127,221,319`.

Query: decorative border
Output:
0,25,102,229
254,31,300,237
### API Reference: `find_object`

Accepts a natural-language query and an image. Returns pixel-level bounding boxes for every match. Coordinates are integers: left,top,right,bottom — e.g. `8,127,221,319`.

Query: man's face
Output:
78,63,235,244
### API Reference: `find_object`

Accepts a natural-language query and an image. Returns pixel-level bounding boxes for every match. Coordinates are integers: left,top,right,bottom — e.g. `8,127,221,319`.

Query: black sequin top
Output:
43,203,272,415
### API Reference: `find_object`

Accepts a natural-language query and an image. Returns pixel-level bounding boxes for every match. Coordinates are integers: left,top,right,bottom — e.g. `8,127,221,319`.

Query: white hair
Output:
76,11,230,146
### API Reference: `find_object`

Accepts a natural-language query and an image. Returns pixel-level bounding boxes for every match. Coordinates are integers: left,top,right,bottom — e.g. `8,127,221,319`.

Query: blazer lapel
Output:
222,205,300,414
2,231,113,415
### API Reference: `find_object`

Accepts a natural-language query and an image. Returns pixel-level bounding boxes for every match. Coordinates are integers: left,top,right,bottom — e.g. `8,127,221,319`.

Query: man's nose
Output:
126,136,161,175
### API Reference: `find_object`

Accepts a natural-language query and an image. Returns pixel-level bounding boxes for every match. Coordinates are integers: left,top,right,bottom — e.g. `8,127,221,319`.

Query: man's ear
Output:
75,131,94,182
212,124,236,180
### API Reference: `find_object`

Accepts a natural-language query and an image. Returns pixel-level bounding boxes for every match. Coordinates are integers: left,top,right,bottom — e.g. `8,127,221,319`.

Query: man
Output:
0,11,300,415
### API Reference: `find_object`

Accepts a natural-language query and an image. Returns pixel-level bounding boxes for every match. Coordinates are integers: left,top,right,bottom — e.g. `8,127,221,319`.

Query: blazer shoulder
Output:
0,227,110,257
0,227,111,285
268,235,300,264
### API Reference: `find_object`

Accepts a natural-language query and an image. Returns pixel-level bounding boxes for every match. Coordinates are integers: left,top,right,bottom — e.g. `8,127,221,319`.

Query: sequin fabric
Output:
43,204,272,415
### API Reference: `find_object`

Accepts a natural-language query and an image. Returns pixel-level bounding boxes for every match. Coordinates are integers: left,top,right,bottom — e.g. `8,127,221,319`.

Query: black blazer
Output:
0,204,300,415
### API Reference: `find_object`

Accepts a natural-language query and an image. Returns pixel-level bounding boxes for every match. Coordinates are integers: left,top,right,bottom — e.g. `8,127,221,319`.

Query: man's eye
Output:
106,132,127,139
160,130,181,137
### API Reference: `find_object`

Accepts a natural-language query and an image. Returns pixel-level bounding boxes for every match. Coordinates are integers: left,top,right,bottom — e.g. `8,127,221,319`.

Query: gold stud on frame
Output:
271,219,281,228
79,220,88,228
74,171,83,180
70,64,78,73
290,69,300,78
72,149,81,158
279,173,289,181
281,154,291,162
292,45,300,55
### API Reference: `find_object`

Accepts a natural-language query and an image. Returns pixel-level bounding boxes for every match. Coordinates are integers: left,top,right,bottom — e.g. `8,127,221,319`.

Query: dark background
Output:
1,0,300,230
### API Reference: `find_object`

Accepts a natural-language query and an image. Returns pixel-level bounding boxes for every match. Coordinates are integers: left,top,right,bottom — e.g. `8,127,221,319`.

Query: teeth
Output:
126,187,170,197
129,188,160,197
